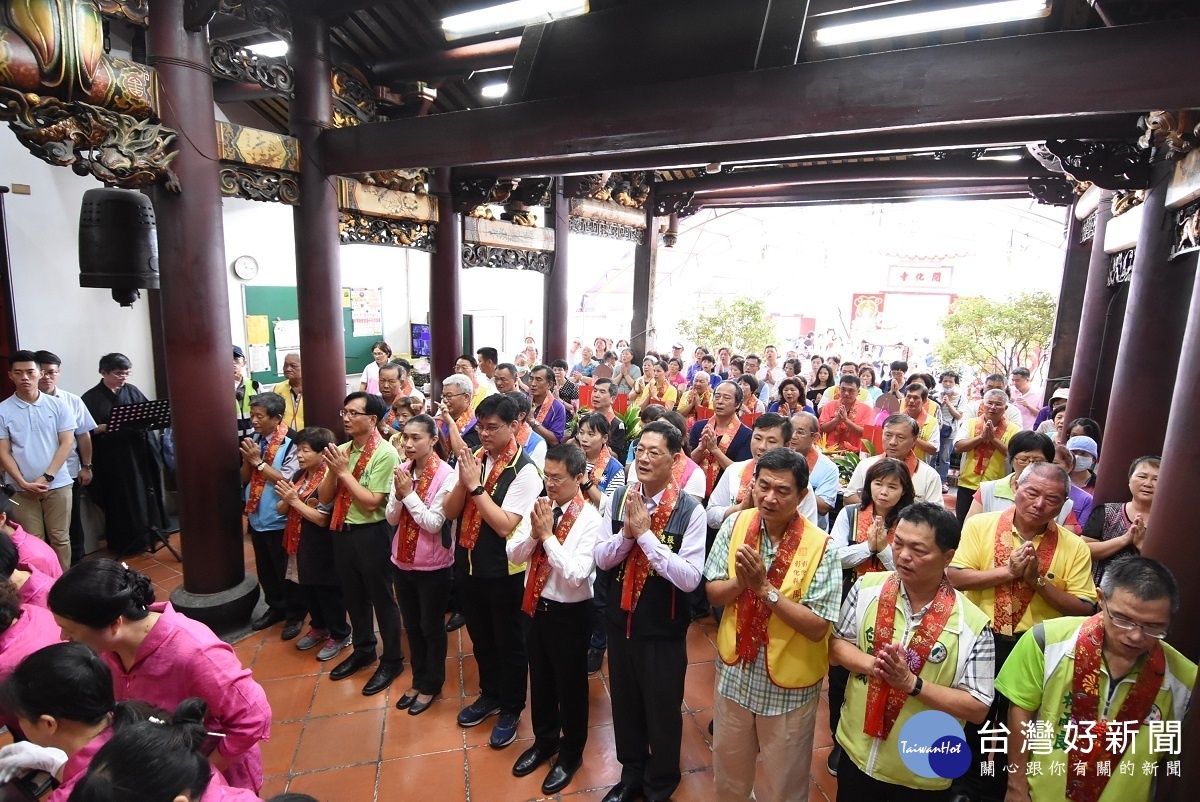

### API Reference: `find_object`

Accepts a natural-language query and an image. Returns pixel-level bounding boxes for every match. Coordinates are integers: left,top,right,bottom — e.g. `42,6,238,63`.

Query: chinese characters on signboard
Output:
887,265,954,289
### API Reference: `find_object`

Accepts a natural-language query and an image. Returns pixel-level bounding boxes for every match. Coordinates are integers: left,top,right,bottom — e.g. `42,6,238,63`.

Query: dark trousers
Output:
607,629,687,801
955,486,976,527
394,566,452,696
69,478,86,566
828,663,850,738
837,747,953,802
955,632,1020,802
590,569,609,651
332,520,404,664
299,584,350,641
460,571,528,713
528,598,591,763
249,526,306,622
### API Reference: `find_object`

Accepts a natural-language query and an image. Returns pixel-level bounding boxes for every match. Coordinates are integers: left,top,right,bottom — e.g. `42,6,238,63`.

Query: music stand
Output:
107,400,181,561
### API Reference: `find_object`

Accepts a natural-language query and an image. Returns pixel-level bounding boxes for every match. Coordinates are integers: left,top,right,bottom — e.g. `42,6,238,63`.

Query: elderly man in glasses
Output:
997,556,1195,802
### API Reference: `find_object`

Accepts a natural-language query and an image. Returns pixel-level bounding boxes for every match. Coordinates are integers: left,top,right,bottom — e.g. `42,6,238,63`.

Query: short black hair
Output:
548,359,569,371
904,383,929,401
378,362,401,378
883,413,920,437
738,373,759,395
1011,367,1031,378
496,362,518,376
716,380,744,405
1008,431,1055,465
532,364,556,382
640,420,683,455
701,354,716,367
99,353,132,372
475,393,518,424
889,361,908,372
343,391,386,420
476,347,498,363
1128,455,1161,479
293,427,336,453
546,443,587,477
34,350,61,367
249,392,285,419
594,377,616,394
578,412,611,437
8,350,38,367
754,446,809,493
898,502,961,552
457,353,478,369
839,374,862,389
1100,556,1180,615
753,412,793,444
371,341,393,356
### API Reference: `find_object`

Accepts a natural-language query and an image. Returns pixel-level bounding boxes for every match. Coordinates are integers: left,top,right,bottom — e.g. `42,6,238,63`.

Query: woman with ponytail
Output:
48,560,271,793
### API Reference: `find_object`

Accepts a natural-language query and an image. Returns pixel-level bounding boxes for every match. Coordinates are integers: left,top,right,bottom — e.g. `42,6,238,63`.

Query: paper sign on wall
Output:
245,315,269,346
274,319,300,350
247,344,271,373
349,288,383,337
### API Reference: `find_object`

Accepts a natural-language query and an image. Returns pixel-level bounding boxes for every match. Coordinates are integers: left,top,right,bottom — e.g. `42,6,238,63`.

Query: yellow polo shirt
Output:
950,511,1097,634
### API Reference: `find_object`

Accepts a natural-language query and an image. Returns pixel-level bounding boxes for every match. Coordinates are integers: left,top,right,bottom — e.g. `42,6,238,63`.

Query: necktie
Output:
552,505,564,533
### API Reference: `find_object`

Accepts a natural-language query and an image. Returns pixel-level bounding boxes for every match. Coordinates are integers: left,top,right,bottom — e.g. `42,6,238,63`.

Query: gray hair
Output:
1017,462,1070,498
693,371,710,383
883,413,919,437
983,388,1009,403
790,411,819,435
442,374,472,396
1100,556,1180,615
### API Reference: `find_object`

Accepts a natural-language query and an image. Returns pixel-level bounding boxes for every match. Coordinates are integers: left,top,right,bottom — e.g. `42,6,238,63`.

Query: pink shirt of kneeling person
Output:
48,559,271,793
8,523,61,581
0,529,53,609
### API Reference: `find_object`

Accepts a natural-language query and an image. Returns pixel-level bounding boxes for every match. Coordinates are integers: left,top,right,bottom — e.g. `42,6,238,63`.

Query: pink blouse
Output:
103,603,271,793
10,526,62,580
200,766,265,801
49,728,112,802
17,564,52,609
388,459,456,572
0,605,62,682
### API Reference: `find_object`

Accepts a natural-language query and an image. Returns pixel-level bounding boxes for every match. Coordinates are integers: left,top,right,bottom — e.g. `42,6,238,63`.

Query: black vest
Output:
454,447,537,579
602,485,700,640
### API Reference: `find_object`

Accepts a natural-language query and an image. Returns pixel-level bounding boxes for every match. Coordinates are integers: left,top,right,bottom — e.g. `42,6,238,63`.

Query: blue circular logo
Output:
897,710,972,779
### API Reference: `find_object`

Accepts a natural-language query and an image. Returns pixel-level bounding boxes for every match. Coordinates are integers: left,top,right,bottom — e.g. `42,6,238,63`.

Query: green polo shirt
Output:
339,438,400,525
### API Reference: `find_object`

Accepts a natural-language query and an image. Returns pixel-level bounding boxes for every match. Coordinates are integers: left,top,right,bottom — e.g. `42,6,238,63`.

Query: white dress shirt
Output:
385,461,460,531
705,459,818,529
508,500,601,604
830,503,896,571
845,454,945,506
627,460,706,500
594,486,707,592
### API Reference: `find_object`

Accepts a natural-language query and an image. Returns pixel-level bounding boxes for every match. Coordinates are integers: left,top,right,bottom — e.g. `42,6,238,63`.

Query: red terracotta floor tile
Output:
686,624,718,664
465,741,551,802
570,723,621,792
683,661,716,713
286,763,379,801
380,699,466,759
262,673,319,722
233,643,260,671
252,639,325,681
812,745,839,800
261,720,304,777
673,768,716,802
291,708,386,774
258,775,289,800
680,713,714,772
380,751,468,802
587,675,613,727
308,670,391,717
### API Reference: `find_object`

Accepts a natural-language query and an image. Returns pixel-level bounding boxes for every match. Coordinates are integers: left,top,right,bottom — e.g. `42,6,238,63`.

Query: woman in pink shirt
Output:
0,493,62,580
385,414,458,716
48,560,271,793
0,587,61,687
0,531,53,608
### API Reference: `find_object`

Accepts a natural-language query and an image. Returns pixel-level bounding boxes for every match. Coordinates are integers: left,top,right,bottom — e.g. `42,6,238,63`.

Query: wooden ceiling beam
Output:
320,19,1199,174
695,181,1034,206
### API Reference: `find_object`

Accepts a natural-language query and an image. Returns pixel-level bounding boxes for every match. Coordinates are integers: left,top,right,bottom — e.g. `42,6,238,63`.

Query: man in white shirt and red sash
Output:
594,420,707,802
507,444,602,795
704,447,842,801
845,414,945,506
997,556,1195,802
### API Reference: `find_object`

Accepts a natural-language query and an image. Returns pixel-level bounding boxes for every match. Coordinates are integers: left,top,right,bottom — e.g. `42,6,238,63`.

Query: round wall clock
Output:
233,255,259,280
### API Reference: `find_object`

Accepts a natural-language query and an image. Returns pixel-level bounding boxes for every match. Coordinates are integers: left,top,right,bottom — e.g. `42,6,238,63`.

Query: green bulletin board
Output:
242,285,383,386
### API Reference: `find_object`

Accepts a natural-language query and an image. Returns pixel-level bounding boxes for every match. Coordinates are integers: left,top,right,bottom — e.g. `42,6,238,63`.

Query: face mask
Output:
1074,456,1094,472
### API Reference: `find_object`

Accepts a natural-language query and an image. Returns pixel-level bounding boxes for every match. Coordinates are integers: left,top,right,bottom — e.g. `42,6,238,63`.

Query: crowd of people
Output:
0,334,1184,802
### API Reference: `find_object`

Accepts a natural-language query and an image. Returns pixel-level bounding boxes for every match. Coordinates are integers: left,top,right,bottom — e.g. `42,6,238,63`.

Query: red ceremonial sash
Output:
991,508,1058,635
863,574,957,739
619,482,681,613
831,402,861,450
330,431,382,531
971,417,1008,476
591,446,613,487
521,494,586,615
701,416,742,496
732,512,806,667
734,460,756,504
1065,614,1166,802
533,395,555,425
283,465,327,554
395,455,443,563
459,438,520,550
244,425,288,514
903,452,919,476
854,504,896,577
516,422,532,447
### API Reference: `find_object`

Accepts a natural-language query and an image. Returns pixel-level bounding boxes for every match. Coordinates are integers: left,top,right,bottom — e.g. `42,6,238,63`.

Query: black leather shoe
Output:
408,694,438,716
395,691,419,711
280,620,304,641
512,743,558,777
601,782,642,802
587,647,604,675
445,612,466,632
329,652,376,681
251,609,285,631
827,742,843,776
542,757,582,794
362,661,404,696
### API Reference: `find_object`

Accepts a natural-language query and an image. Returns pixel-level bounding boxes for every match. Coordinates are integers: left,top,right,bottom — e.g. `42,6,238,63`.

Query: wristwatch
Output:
41,472,53,482
765,589,780,605
1035,574,1046,589
909,677,924,697
81,464,93,471
470,485,486,496
581,480,595,493
256,461,268,473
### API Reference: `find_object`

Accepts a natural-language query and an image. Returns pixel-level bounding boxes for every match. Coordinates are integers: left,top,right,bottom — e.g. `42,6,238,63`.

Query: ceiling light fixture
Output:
480,82,509,99
443,0,588,41
813,0,1049,46
246,39,289,58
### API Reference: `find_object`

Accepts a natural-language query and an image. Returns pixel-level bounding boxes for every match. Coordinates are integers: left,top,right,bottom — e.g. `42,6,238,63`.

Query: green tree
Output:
676,296,777,354
935,291,1056,375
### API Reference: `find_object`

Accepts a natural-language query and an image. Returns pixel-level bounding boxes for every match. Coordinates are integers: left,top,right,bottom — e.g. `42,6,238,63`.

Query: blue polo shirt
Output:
0,392,74,490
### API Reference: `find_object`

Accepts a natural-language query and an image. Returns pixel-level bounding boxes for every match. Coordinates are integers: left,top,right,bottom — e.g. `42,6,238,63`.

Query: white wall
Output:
1,136,156,396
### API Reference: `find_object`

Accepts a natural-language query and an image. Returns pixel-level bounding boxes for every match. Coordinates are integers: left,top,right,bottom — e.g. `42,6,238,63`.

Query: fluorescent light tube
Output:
443,0,588,41
480,82,509,98
813,0,1049,46
246,40,289,58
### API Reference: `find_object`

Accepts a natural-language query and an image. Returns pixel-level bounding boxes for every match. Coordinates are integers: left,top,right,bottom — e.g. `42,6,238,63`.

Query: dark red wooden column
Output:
429,171,462,402
1061,192,1118,435
147,0,256,629
290,14,345,433
631,205,657,358
543,179,570,364
1044,202,1094,392
0,188,18,396
1092,157,1197,502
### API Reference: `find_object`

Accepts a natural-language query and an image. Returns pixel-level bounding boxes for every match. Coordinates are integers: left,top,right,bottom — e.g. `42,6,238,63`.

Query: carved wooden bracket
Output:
1138,111,1200,158
1037,140,1151,190
462,245,552,274
340,213,435,250
1108,249,1135,286
185,0,222,31
219,164,297,204
97,0,149,26
218,0,291,40
652,192,695,217
211,40,293,95
1028,176,1074,206
1171,200,1200,261
332,67,376,126
571,172,652,209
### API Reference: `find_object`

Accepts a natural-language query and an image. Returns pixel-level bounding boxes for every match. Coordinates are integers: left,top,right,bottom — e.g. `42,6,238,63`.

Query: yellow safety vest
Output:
716,510,830,689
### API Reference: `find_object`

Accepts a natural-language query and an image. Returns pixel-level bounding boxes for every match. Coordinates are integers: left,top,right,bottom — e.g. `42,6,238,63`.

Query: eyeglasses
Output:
634,446,668,460
441,392,467,400
109,371,132,379
1102,601,1168,639
339,409,370,419
477,423,511,435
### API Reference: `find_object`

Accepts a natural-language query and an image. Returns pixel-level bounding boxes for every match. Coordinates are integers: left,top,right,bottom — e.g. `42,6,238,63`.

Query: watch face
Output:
233,255,259,280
